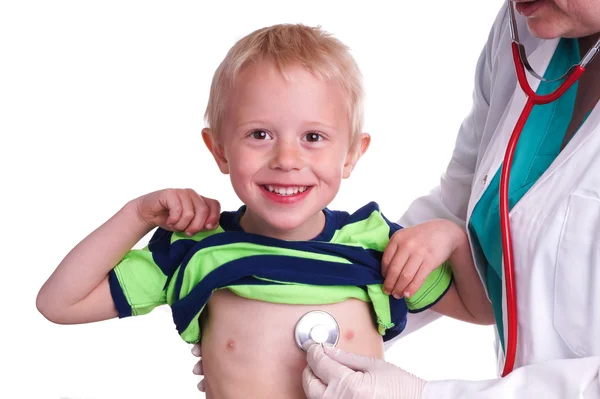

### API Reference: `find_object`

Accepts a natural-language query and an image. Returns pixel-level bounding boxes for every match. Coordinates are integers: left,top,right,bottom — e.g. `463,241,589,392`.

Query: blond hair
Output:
204,24,364,140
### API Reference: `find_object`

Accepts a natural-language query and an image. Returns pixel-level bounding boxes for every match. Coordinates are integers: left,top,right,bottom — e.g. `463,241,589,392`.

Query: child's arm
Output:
36,189,220,324
382,219,494,325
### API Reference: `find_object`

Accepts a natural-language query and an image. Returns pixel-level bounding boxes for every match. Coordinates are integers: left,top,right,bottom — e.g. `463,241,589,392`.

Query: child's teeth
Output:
266,185,308,196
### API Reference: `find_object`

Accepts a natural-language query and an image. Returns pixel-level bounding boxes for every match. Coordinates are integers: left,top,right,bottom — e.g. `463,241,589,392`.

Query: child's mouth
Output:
261,185,312,204
263,185,309,196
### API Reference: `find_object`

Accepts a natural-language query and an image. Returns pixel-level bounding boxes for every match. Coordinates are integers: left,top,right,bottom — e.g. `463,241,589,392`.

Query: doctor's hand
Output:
302,344,425,399
382,219,463,299
191,344,206,392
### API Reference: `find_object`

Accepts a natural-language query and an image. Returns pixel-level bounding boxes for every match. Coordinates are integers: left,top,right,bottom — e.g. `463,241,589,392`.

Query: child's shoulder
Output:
327,202,401,249
148,210,238,248
327,201,386,228
167,208,243,243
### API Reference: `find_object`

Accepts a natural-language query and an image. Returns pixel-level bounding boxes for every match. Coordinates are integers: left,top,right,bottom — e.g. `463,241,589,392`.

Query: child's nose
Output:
269,141,303,171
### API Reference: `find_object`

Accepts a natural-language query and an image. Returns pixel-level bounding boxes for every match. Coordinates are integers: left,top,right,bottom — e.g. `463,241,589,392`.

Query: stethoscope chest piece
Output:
294,310,340,351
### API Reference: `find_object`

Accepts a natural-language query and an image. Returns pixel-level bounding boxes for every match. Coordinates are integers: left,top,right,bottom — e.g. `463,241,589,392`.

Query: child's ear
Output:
202,128,229,174
343,133,371,178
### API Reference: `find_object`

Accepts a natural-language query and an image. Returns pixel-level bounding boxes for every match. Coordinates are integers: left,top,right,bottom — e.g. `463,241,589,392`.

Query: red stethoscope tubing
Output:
500,42,585,377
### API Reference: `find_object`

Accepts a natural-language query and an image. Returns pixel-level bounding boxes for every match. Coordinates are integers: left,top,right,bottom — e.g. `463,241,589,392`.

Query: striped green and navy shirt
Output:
109,202,452,344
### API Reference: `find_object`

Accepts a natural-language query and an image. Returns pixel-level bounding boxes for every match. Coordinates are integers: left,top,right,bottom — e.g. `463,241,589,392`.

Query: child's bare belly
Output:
200,289,385,399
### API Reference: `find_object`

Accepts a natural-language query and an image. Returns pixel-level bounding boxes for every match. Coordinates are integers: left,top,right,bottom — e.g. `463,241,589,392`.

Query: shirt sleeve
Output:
404,260,453,313
108,228,176,318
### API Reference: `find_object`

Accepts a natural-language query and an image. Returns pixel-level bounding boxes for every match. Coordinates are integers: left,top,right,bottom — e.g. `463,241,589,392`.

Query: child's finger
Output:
185,193,210,235
203,197,221,229
391,254,422,299
172,191,195,231
403,261,434,298
164,192,183,226
381,241,398,277
382,251,408,296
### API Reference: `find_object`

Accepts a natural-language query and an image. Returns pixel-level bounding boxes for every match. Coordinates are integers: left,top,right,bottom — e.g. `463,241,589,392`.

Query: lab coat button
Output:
482,175,488,184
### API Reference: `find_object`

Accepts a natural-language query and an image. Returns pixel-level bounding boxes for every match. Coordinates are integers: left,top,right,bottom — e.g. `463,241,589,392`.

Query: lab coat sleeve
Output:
389,4,600,396
422,356,600,398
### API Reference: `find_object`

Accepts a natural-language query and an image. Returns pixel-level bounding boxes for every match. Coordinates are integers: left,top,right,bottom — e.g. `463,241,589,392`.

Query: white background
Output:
1,1,503,398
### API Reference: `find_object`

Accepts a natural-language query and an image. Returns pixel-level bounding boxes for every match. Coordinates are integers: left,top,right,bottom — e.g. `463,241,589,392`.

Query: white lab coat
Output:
387,3,600,397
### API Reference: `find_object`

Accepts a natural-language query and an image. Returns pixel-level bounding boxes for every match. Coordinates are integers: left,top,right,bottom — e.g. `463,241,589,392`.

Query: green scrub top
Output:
468,38,584,350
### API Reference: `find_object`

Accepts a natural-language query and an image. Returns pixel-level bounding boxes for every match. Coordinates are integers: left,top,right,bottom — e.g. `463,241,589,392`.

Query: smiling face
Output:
203,61,370,240
513,0,600,39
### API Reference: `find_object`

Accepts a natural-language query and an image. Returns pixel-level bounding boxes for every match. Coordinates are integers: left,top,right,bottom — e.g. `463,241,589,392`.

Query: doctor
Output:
299,0,600,398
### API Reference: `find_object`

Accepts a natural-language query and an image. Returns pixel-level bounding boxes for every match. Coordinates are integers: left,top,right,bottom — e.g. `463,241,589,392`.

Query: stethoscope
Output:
294,310,340,351
292,1,600,372
501,0,600,376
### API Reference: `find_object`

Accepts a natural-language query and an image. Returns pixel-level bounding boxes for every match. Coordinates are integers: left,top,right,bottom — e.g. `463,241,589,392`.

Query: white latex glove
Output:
303,344,426,399
191,343,206,392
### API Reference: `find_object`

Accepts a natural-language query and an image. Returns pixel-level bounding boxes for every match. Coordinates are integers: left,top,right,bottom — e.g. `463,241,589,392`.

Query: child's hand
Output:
381,219,462,299
134,189,221,236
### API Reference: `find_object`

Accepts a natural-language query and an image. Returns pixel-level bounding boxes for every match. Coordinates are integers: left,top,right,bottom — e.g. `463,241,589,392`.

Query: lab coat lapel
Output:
532,91,600,184
466,38,560,222
464,38,559,370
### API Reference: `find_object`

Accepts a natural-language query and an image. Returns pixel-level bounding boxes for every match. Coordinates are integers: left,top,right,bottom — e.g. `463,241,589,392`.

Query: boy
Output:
37,24,492,399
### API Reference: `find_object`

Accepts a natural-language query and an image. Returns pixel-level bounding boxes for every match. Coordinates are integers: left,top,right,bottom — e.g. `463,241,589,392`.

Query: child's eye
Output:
250,130,272,140
304,132,323,142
